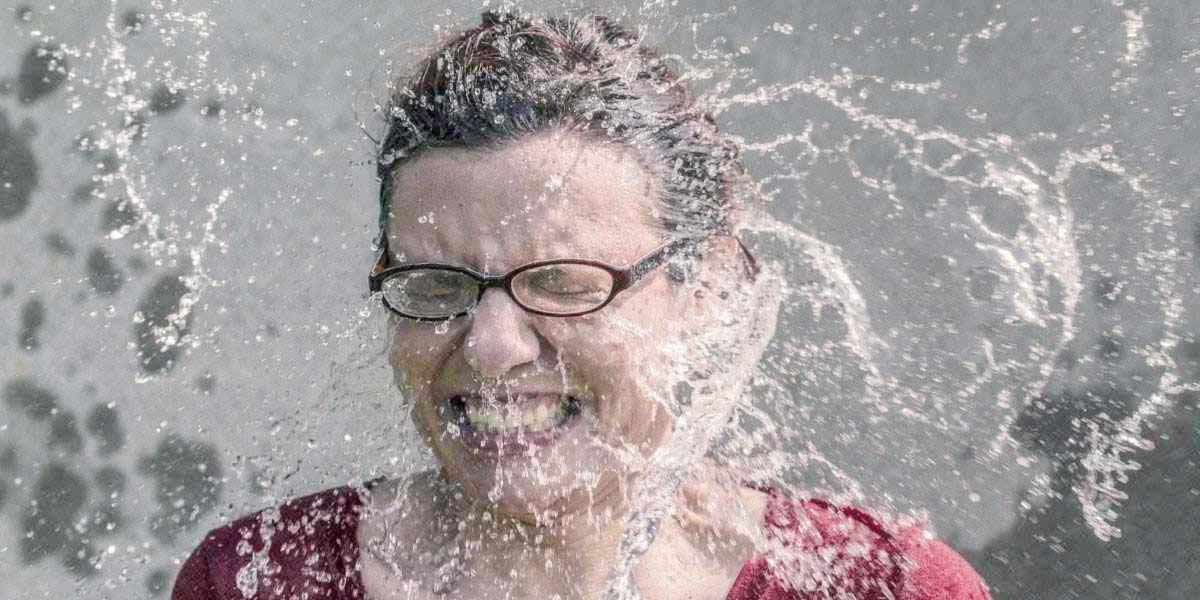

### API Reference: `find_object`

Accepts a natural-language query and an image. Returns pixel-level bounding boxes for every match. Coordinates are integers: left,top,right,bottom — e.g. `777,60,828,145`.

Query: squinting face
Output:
386,131,711,524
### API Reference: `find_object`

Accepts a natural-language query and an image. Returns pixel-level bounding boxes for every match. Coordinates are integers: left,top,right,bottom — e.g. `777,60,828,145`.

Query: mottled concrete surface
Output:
0,1,1197,598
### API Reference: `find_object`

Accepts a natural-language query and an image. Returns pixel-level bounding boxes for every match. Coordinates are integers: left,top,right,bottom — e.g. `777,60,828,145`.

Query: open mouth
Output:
443,393,585,456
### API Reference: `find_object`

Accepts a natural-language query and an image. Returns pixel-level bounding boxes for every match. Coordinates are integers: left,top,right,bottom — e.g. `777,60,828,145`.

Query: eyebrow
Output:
384,239,636,273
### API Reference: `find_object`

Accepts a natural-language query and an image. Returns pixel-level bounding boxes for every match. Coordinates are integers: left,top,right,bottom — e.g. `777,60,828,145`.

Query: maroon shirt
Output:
171,484,990,599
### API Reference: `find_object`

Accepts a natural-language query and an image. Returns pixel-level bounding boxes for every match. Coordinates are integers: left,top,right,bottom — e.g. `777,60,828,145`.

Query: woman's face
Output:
385,131,716,524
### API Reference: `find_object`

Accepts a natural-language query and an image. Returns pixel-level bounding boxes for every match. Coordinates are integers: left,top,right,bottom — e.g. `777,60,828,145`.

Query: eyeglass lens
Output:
380,264,617,318
510,264,615,314
380,269,478,319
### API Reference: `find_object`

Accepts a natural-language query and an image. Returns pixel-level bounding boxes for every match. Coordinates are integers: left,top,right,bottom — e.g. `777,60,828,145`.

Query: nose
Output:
463,287,541,379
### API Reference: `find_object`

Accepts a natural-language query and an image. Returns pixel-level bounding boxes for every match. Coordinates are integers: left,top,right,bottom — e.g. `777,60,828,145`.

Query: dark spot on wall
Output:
19,297,44,350
128,254,148,272
20,463,87,565
86,403,126,456
102,198,139,233
1012,382,1137,478
1097,332,1123,362
95,152,121,175
1193,219,1199,263
195,372,216,394
146,568,171,595
48,415,85,460
43,231,76,256
48,411,84,456
246,465,270,496
943,153,986,181
0,445,15,470
200,98,223,118
0,281,13,298
847,135,893,182
979,401,1200,599
0,78,13,96
121,9,146,34
90,467,128,539
138,434,222,543
73,181,99,204
920,139,960,169
61,536,101,578
967,266,1000,301
3,378,59,421
0,446,12,510
95,466,126,496
135,274,193,374
974,188,1028,238
670,380,693,408
149,84,186,114
1180,337,1200,368
1093,275,1121,307
14,5,32,22
18,43,69,104
0,108,39,220
86,247,124,296
1054,348,1078,371
927,254,953,277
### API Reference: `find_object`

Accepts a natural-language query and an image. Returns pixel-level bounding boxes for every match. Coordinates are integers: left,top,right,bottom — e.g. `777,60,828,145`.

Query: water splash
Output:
8,1,1193,598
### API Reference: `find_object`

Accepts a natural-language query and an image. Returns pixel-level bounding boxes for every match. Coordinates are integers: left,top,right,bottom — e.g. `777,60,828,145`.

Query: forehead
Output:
386,131,664,268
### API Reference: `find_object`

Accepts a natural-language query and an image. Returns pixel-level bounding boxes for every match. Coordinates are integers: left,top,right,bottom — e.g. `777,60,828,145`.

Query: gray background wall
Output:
0,1,1197,598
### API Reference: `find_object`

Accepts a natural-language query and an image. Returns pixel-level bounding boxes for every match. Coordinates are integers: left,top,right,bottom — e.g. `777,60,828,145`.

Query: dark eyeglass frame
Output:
368,236,759,321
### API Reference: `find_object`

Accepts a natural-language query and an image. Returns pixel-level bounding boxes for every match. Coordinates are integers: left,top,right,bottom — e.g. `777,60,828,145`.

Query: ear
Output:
674,236,749,323
694,236,750,291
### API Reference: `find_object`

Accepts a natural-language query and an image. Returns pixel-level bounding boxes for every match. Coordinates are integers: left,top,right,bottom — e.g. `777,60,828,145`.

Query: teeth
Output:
463,395,571,434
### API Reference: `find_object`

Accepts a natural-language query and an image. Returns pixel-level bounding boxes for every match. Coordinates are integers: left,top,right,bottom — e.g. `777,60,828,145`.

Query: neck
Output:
362,465,763,599
443,486,634,596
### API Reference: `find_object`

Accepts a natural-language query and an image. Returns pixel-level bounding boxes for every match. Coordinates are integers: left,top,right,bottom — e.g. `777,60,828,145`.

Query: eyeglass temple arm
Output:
624,236,760,286
369,238,391,292
620,237,695,288
734,236,760,280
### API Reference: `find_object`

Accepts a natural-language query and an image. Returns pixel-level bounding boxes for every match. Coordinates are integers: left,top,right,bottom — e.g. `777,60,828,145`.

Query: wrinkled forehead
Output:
385,132,665,270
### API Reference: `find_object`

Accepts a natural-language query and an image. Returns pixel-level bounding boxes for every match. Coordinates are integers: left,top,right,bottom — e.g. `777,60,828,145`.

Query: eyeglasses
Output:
369,237,713,320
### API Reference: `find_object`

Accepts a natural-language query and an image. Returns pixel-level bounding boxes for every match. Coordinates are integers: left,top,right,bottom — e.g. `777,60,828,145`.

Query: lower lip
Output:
447,397,583,459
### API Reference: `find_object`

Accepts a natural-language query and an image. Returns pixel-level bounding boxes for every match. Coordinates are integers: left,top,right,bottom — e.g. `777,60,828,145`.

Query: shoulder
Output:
171,484,369,600
729,491,991,600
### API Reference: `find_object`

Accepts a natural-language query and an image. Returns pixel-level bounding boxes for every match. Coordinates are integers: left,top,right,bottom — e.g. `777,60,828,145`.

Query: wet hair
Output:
375,11,746,245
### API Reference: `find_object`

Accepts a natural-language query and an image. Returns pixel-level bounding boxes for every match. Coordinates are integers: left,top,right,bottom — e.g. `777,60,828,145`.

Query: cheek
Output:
540,318,632,385
545,313,681,436
387,325,454,401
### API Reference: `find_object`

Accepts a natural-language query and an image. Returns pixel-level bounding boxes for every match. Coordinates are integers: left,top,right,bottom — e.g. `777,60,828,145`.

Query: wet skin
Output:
360,131,769,599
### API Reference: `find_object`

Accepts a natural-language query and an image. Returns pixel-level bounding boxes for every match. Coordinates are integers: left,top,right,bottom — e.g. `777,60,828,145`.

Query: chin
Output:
448,456,628,526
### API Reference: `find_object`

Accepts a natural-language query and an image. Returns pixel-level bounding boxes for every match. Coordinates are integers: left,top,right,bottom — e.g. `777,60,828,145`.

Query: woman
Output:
172,13,989,600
